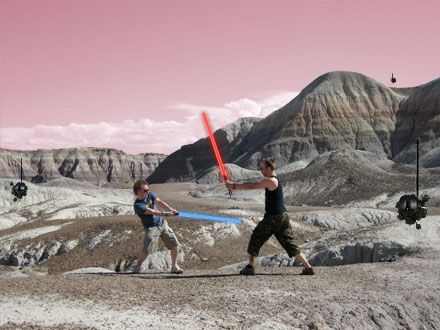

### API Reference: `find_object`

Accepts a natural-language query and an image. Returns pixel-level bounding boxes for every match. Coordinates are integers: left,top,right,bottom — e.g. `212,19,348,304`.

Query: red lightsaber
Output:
201,112,230,184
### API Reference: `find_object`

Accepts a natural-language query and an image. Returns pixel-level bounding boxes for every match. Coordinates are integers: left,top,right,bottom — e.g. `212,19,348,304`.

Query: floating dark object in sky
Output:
396,140,429,229
10,158,28,202
390,73,396,83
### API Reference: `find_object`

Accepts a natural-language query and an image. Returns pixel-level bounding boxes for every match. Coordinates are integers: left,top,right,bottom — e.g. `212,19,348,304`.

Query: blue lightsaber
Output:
174,211,241,225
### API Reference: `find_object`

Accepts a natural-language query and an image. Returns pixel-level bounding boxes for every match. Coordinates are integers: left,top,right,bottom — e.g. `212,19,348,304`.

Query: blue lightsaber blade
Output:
176,212,241,224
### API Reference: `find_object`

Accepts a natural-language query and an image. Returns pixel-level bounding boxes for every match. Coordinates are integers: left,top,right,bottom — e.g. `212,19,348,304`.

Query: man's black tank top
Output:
265,176,287,215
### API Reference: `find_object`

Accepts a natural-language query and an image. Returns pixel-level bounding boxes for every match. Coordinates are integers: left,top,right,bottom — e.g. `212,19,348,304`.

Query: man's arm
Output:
225,178,277,191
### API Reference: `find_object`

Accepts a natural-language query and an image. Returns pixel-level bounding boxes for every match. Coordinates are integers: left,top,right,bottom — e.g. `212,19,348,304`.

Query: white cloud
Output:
0,91,299,155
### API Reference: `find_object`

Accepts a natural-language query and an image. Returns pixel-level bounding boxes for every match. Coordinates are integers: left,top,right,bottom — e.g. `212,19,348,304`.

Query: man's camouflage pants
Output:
247,213,300,258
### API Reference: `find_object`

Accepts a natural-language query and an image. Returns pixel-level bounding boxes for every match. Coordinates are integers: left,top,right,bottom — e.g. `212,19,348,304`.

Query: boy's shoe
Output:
239,264,255,276
300,267,314,275
171,265,184,274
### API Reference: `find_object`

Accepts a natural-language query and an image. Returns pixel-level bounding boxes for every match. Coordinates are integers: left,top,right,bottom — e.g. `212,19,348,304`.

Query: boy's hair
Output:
260,158,275,170
133,179,148,194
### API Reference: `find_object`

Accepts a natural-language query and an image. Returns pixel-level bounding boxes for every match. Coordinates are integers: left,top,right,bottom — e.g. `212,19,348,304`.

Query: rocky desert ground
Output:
1,179,439,329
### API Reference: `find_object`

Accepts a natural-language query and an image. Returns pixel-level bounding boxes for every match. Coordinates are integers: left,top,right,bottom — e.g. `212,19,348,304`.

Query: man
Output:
133,179,183,274
225,158,314,276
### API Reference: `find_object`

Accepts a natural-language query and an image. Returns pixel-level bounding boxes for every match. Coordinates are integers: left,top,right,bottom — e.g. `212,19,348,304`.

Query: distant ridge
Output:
0,147,166,187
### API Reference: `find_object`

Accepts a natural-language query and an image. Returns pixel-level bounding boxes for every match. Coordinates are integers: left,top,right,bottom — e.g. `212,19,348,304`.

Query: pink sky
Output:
1,0,439,155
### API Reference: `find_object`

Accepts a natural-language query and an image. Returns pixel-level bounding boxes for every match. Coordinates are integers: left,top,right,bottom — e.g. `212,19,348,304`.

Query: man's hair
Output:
260,158,275,170
133,179,148,194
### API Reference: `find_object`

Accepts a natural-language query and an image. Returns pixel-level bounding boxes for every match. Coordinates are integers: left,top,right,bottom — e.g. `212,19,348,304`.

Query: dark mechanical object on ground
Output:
396,140,429,230
10,158,28,202
396,194,430,230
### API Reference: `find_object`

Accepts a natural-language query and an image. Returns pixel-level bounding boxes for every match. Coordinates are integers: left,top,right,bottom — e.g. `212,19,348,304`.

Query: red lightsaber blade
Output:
201,112,229,182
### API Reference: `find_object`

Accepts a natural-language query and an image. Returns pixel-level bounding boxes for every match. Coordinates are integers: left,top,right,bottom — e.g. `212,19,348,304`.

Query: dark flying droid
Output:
396,194,429,230
10,158,28,202
396,140,429,230
390,73,396,84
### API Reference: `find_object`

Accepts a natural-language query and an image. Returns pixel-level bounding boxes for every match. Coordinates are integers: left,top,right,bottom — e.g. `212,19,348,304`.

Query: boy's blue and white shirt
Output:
134,191,163,228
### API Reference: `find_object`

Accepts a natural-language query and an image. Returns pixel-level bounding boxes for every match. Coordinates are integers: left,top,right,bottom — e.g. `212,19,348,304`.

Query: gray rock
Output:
58,240,79,255
40,241,62,261
305,242,407,266
8,250,24,267
143,250,185,271
31,174,47,183
0,240,72,267
115,259,131,272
